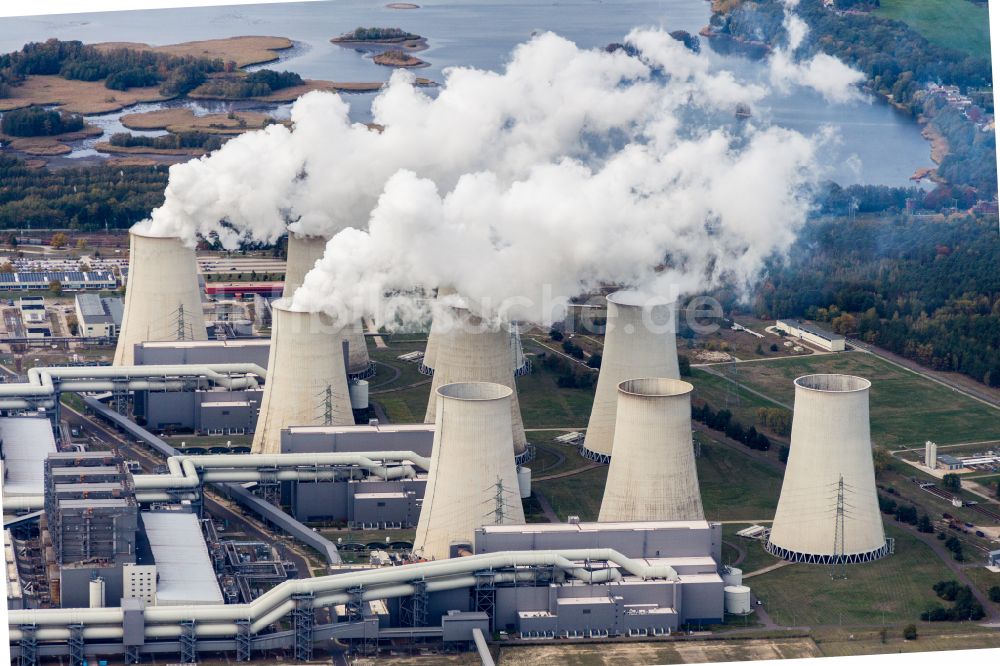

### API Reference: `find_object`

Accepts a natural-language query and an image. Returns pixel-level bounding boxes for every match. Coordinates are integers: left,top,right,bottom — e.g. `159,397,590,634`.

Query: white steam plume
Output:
136,29,762,248
290,30,829,328
768,1,865,104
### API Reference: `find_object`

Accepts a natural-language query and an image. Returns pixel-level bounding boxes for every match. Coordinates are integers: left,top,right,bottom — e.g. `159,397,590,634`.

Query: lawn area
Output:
811,624,1000,657
517,341,595,428
534,436,782,523
876,0,991,56
750,524,960,626
722,524,782,573
692,352,1000,449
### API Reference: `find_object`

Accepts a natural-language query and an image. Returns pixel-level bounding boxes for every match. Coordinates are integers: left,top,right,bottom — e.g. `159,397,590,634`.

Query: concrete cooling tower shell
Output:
766,374,889,564
423,309,528,456
251,301,354,455
283,233,373,379
419,286,457,376
582,291,680,462
414,381,525,560
113,230,207,366
282,233,327,298
599,378,704,522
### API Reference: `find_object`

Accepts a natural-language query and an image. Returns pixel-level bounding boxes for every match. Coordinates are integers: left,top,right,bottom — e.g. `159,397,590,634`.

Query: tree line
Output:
108,131,226,152
755,214,1000,387
192,69,304,99
0,106,84,136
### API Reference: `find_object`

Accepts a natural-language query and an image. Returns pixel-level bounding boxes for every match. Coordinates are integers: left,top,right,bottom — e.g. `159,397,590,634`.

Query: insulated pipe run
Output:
9,548,676,629
131,451,430,490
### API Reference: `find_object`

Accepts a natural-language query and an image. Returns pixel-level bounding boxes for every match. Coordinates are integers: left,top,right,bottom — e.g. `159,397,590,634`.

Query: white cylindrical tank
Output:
517,466,532,499
283,233,373,379
414,382,525,559
282,233,327,298
766,374,888,564
582,291,679,462
598,378,704,522
721,566,743,587
251,300,354,454
89,577,105,609
349,379,369,410
423,307,527,455
113,229,207,365
724,585,751,615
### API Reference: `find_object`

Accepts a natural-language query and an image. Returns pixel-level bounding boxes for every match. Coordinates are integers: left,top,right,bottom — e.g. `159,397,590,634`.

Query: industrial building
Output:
74,293,124,338
414,382,525,560
583,291,680,463
0,270,117,292
252,300,355,454
0,416,58,501
114,230,208,366
423,306,529,459
767,374,890,564
599,378,704,523
140,510,223,606
775,319,846,352
19,295,51,338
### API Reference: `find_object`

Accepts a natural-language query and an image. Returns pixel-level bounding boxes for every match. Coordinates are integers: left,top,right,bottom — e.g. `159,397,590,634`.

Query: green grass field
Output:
876,0,991,56
750,524,961,626
691,353,1000,449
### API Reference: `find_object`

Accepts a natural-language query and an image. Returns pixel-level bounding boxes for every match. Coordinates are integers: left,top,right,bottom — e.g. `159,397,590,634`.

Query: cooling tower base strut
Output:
764,539,893,565
579,446,610,465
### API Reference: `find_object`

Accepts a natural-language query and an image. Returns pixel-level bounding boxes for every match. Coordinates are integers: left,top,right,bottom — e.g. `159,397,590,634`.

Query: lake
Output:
0,0,933,186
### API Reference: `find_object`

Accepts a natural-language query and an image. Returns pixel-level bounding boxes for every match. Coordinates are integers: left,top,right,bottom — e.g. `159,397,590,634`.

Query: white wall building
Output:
775,320,846,352
75,293,123,338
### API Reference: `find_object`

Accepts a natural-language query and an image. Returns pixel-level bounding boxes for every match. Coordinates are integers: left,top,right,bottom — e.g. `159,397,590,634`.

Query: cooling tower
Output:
282,233,327,298
113,230,207,366
414,381,525,559
598,378,704,522
419,286,456,376
251,300,354,455
423,307,528,456
765,374,889,564
283,233,373,379
582,291,680,462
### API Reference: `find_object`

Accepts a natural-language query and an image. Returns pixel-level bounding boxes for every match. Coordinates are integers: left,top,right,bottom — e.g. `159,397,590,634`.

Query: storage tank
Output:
252,300,354,454
423,307,527,456
582,291,679,462
721,566,743,587
349,379,369,410
598,377,703,522
113,229,207,365
517,466,532,499
724,585,751,615
766,374,889,564
89,577,105,609
414,381,525,560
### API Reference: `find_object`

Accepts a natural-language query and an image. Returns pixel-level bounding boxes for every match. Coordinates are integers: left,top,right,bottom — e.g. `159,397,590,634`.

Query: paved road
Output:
849,339,1000,411
533,490,561,523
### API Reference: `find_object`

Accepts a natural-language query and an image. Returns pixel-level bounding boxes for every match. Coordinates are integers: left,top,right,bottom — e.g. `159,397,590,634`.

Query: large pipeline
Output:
8,548,676,640
0,363,265,409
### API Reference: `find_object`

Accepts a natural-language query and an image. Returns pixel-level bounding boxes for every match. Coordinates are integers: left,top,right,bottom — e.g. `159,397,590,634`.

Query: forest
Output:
337,27,421,42
107,131,226,152
0,39,224,97
0,106,84,137
754,213,1000,387
192,69,304,99
0,154,168,230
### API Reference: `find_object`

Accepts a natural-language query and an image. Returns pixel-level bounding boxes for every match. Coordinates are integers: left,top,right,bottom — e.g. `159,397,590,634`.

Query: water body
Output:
0,0,933,185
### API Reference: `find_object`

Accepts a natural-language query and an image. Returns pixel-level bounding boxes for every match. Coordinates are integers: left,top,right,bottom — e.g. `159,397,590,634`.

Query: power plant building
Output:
766,374,889,563
599,378,704,522
251,301,355,454
415,382,525,559
583,291,680,462
74,294,124,339
423,309,529,458
113,231,208,366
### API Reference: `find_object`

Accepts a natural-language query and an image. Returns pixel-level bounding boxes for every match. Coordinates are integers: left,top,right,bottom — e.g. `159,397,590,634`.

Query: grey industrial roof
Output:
0,417,57,496
76,293,124,327
777,319,846,342
938,454,963,465
141,511,224,605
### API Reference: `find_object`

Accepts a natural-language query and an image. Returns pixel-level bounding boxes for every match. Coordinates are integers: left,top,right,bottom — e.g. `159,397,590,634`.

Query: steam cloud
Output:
769,0,865,103
135,27,854,327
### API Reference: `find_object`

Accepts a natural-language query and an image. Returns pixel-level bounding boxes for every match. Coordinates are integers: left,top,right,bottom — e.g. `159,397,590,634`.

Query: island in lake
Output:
332,26,429,67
